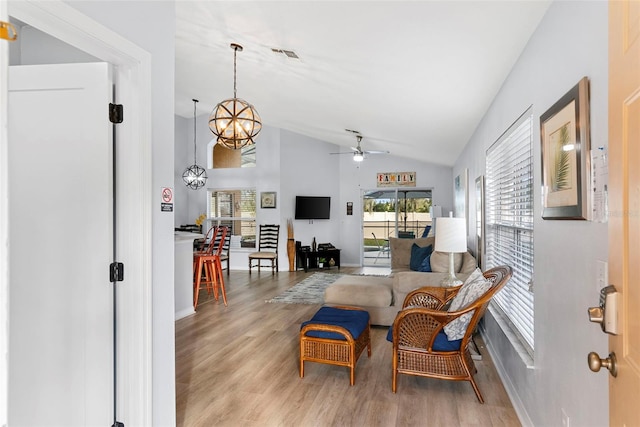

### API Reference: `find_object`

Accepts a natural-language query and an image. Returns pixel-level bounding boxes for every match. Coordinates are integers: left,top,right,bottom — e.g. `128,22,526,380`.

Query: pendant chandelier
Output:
182,99,208,190
209,43,262,150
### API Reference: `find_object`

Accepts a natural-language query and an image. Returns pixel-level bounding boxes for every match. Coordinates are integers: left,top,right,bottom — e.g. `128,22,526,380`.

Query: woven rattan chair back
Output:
391,265,512,403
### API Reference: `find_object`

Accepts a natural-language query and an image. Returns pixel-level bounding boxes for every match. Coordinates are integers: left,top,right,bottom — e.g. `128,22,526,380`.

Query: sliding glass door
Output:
362,189,433,267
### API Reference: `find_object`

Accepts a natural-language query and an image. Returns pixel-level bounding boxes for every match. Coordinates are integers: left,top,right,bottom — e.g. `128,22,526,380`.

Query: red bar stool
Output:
193,226,228,309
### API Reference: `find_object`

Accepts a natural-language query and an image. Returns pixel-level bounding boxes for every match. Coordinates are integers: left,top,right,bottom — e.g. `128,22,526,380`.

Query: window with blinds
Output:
485,108,534,352
208,189,256,248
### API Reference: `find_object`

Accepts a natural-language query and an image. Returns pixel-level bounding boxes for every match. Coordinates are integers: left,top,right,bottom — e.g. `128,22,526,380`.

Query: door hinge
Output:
109,103,123,124
110,262,124,282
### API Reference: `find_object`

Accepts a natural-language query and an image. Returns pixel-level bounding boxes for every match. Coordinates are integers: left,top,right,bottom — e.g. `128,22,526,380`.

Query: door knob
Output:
588,351,617,377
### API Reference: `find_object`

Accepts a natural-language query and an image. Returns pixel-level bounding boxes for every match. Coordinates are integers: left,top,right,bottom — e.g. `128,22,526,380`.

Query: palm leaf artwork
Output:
551,124,572,192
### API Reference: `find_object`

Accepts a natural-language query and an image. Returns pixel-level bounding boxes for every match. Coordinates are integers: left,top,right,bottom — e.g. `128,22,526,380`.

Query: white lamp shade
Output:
434,217,467,253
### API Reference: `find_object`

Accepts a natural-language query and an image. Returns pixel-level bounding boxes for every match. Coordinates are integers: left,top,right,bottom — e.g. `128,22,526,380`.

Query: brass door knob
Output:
588,352,617,377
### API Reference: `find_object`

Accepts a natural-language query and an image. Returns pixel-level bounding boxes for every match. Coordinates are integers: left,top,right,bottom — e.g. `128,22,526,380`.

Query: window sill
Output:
486,304,535,369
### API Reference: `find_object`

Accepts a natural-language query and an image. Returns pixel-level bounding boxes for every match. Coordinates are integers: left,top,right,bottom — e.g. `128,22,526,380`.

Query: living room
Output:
2,1,619,426
173,1,610,426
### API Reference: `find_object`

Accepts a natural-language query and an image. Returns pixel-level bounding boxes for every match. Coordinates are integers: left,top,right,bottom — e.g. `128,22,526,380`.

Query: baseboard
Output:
480,327,534,427
175,307,195,321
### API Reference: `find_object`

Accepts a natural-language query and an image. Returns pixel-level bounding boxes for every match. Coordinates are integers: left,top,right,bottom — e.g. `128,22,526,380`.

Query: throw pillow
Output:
430,251,464,273
409,244,433,271
418,254,432,272
443,268,491,340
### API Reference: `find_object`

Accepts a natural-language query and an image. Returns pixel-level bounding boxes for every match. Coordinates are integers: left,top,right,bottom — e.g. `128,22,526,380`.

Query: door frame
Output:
1,2,8,424
1,1,152,424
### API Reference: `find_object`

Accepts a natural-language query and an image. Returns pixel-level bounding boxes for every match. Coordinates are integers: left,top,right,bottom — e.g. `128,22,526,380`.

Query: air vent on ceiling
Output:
271,48,300,59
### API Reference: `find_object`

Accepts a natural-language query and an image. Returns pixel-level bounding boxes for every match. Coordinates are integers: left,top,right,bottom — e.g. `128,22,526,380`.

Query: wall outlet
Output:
561,408,570,427
597,260,608,292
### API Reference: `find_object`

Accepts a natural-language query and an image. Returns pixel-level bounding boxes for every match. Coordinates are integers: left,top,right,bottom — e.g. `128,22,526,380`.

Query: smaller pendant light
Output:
209,43,262,150
182,99,207,190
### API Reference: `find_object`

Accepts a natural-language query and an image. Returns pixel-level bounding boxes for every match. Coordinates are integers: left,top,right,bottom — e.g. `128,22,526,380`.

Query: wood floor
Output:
175,268,521,427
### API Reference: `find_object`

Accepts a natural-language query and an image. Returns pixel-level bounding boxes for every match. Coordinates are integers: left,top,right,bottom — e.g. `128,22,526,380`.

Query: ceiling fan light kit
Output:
183,99,208,190
330,130,389,162
209,43,262,150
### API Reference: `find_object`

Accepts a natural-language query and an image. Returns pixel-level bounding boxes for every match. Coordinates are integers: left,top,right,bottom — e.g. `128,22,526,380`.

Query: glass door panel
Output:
362,189,433,267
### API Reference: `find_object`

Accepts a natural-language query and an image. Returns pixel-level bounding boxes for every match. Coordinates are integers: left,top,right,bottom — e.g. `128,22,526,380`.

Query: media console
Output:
295,241,341,272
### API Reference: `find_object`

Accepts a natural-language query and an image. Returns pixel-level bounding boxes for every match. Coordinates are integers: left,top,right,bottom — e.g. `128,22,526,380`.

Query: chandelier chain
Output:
193,98,198,163
233,46,238,99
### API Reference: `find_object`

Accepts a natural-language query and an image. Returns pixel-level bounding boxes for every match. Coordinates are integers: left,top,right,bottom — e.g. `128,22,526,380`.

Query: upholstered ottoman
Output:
324,276,395,326
299,306,371,385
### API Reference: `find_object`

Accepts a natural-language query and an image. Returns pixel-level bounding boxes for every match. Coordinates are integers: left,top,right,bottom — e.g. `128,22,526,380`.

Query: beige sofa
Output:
324,236,477,326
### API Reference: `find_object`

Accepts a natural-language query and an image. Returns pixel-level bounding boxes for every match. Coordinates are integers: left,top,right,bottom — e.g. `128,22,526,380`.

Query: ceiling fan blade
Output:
329,151,352,155
364,150,390,154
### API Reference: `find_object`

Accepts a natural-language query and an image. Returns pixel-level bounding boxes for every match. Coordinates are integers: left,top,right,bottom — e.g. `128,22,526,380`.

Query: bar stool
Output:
193,226,228,309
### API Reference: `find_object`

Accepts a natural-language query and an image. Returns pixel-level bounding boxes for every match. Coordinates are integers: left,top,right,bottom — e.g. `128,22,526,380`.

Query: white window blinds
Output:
485,109,535,351
208,189,257,248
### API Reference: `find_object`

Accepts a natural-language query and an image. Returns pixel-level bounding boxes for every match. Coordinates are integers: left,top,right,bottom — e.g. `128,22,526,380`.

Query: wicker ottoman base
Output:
299,306,371,385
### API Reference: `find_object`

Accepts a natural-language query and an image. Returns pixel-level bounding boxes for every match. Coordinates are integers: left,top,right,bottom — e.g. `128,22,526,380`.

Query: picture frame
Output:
475,175,485,270
260,191,276,209
540,77,591,220
454,168,468,230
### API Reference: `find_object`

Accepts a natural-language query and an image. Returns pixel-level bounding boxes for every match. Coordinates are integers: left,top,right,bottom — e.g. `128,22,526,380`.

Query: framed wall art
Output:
260,191,276,209
454,168,468,225
540,76,591,220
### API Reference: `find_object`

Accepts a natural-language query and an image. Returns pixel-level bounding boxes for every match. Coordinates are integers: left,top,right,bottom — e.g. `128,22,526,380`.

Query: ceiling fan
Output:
330,129,390,162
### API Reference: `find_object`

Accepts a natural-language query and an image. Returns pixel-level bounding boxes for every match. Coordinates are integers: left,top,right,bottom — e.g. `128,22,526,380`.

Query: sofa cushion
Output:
430,251,463,273
301,306,370,340
409,244,432,271
324,276,393,307
444,268,491,340
390,236,434,272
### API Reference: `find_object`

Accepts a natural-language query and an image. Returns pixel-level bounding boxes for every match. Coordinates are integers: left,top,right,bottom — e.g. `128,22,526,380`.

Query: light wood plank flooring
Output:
175,268,520,427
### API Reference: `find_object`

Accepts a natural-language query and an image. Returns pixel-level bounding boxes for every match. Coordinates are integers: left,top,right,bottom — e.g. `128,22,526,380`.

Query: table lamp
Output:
434,213,467,286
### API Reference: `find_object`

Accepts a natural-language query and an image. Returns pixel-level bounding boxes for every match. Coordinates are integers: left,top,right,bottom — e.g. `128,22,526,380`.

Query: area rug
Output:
266,272,344,304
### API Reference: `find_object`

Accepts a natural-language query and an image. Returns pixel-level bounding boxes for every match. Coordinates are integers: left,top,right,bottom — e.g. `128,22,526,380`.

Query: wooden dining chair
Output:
248,224,280,274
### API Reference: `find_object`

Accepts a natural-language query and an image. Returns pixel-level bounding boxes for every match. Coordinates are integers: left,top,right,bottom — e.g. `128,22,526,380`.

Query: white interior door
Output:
8,62,112,426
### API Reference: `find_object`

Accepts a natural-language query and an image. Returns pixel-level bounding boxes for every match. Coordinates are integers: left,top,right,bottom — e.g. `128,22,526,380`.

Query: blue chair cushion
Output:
301,306,369,341
409,244,433,271
386,326,461,351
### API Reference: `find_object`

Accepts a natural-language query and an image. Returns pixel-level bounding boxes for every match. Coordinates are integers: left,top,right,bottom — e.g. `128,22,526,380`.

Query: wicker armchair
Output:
390,265,512,403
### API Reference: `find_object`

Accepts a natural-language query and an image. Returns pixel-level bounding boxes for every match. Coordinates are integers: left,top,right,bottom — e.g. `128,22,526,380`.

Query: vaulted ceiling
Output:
175,1,551,166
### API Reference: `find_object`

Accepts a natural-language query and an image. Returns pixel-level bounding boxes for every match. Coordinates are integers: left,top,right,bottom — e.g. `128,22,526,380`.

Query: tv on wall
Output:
295,196,331,220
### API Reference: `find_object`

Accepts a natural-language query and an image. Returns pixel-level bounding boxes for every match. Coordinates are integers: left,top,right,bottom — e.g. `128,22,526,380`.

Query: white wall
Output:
454,2,608,426
178,119,454,269
338,153,453,265
174,115,190,227
65,2,177,425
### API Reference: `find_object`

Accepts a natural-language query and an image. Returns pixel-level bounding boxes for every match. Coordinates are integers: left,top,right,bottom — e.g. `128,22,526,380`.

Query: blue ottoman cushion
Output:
301,306,370,341
386,326,462,351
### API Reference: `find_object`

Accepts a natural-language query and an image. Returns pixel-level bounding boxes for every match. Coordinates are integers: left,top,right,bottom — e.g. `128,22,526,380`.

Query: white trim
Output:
480,322,534,427
7,1,152,424
0,2,9,425
175,308,196,321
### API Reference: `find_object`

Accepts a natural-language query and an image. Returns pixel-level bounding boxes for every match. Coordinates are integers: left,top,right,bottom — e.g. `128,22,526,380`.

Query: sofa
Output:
324,236,477,326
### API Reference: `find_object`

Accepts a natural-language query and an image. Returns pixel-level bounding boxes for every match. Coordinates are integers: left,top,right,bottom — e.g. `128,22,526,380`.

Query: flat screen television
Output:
295,196,331,220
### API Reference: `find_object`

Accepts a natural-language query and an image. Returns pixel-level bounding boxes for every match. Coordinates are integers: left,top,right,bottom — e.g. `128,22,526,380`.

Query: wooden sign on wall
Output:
377,172,416,188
